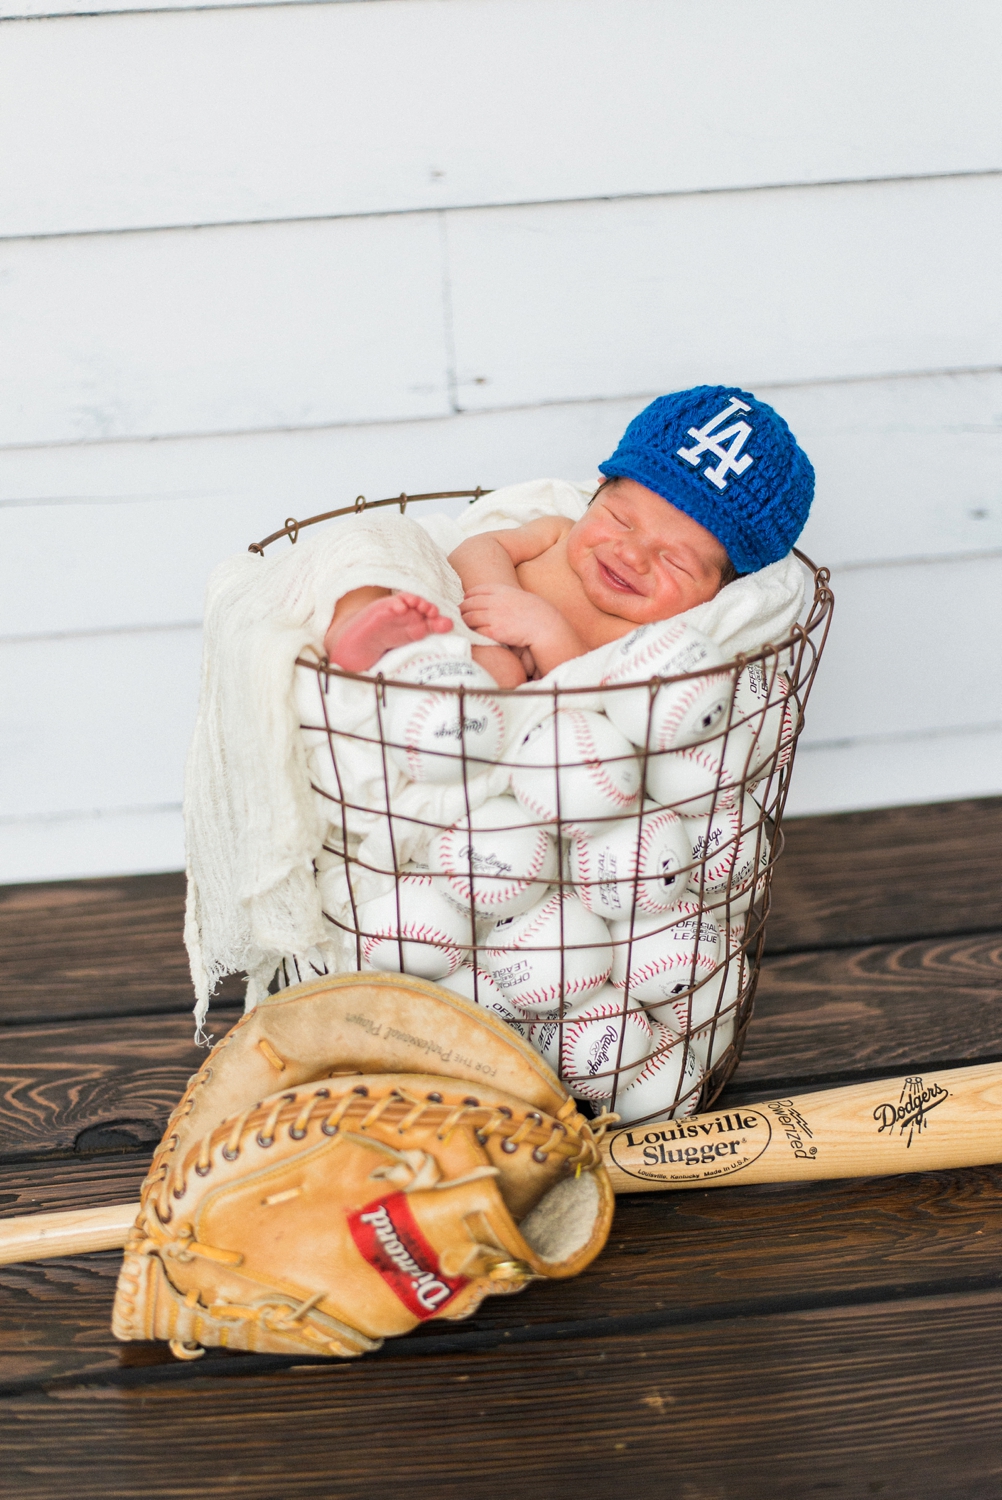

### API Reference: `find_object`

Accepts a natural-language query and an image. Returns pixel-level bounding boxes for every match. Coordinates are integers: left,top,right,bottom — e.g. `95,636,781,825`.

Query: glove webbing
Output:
147,1082,606,1226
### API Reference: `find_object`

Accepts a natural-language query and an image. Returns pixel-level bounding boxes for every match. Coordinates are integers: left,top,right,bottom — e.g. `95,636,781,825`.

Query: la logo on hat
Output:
676,396,755,492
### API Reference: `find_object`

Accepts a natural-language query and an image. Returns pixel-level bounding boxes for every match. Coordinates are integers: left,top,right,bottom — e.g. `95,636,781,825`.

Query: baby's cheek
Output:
636,594,684,623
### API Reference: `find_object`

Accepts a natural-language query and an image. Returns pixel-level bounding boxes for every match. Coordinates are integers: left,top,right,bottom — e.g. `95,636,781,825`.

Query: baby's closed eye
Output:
659,551,695,579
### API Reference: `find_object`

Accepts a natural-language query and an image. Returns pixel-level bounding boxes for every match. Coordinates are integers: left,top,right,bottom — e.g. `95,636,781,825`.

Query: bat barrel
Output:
600,1063,1002,1193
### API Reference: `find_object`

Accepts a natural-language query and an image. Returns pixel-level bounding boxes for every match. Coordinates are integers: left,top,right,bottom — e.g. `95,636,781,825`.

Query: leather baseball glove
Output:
112,973,615,1360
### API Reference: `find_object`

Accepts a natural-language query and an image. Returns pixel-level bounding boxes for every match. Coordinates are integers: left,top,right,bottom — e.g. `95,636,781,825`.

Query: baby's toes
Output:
396,593,436,618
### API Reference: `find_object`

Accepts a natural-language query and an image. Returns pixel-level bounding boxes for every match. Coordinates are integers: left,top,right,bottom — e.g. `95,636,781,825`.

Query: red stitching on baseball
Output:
601,621,716,686
437,821,553,907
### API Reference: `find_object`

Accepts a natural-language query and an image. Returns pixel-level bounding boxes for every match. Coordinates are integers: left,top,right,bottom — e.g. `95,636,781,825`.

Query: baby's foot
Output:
326,593,452,671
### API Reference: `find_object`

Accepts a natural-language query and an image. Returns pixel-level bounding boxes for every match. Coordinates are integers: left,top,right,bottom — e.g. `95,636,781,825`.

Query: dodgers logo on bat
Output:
874,1075,950,1148
608,1108,772,1184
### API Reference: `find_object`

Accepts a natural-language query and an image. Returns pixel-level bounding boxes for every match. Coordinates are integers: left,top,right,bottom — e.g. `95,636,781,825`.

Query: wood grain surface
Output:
4,1292,1002,1500
0,1009,240,1160
0,873,243,1024
0,1156,148,1220
766,797,1002,950
1,798,1000,1497
3,798,998,1024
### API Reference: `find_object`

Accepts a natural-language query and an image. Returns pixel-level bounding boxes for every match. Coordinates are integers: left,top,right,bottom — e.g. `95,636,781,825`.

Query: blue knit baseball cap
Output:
598,386,814,575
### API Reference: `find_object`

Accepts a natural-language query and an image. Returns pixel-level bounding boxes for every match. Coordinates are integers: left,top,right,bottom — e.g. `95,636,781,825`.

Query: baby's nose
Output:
616,535,648,571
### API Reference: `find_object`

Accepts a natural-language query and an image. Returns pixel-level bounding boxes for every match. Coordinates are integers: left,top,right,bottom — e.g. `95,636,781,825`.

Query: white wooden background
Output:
2,0,1001,882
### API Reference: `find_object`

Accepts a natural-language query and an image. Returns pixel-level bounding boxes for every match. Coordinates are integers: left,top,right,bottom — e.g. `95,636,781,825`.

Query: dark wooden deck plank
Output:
0,1010,241,1163
2,798,1000,1495
3,798,999,1029
0,1157,148,1221
3,929,998,1163
3,1290,1001,1499
0,872,241,1025
3,1162,1001,1393
766,796,1002,952
741,930,1002,1085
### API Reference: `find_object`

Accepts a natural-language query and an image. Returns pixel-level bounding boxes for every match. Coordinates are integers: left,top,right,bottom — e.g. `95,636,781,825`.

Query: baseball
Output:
647,954,739,1038
382,652,505,784
527,1017,562,1072
645,722,756,817
689,1015,736,1072
445,965,528,1036
358,870,471,980
483,890,613,1016
509,709,641,836
559,988,653,1102
724,913,752,975
612,1023,703,1123
685,794,771,912
568,801,691,919
610,902,721,1006
723,915,754,1001
601,619,731,751
427,796,557,919
734,661,796,781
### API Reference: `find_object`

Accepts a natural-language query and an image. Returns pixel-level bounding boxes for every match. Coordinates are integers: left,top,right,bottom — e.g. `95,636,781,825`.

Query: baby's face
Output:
565,478,731,625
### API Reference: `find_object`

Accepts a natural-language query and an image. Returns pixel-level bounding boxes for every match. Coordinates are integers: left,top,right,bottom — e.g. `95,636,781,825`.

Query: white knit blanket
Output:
184,479,806,1033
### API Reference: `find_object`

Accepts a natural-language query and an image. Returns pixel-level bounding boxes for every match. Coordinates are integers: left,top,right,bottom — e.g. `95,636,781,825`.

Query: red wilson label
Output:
347,1192,467,1319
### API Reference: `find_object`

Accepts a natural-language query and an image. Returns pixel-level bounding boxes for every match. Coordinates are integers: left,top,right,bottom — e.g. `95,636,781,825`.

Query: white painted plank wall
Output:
2,0,1001,882
3,0,1001,233
445,178,1002,408
5,176,1001,448
0,215,453,445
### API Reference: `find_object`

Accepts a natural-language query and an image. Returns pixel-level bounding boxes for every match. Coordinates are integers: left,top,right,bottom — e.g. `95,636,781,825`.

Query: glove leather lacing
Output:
153,1083,605,1223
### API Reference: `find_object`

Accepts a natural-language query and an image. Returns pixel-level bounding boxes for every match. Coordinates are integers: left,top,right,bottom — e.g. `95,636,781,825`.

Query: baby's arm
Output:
449,517,569,591
448,531,527,685
450,519,586,678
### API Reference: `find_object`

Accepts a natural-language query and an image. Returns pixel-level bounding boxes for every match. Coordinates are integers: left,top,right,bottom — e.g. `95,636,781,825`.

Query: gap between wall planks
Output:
0,796,1000,1496
4,174,1001,450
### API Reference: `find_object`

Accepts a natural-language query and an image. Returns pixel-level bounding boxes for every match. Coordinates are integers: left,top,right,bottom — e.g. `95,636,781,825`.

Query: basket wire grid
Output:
252,490,834,1126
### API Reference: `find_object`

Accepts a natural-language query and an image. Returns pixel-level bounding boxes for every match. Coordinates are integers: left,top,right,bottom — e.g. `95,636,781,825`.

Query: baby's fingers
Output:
459,598,489,623
460,584,500,605
461,613,499,636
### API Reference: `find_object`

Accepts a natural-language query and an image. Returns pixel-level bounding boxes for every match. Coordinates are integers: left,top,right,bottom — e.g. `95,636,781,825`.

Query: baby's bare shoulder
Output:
493,514,572,562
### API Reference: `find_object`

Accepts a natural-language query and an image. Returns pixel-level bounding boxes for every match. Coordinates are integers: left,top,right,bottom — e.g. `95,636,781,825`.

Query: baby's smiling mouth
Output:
596,558,640,594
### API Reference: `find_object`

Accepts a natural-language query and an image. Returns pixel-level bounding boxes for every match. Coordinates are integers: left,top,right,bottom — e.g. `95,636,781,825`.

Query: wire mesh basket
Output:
252,489,834,1126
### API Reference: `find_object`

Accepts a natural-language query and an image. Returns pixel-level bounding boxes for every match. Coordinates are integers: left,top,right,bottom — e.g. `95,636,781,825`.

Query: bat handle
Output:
0,1202,139,1266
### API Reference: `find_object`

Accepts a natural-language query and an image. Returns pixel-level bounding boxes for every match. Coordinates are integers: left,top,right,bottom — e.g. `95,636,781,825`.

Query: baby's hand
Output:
460,584,562,649
461,584,584,675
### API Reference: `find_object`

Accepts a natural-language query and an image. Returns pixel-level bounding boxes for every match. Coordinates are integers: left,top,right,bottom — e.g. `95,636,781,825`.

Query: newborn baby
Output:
325,386,814,687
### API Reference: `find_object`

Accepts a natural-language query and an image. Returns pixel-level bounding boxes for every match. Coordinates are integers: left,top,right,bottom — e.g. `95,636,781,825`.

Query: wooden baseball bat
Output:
600,1060,1002,1194
2,1062,1000,1267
